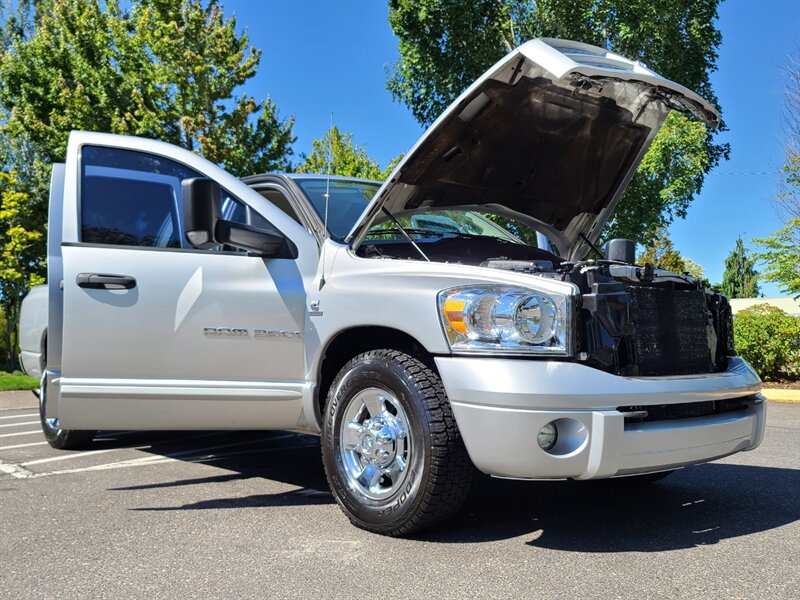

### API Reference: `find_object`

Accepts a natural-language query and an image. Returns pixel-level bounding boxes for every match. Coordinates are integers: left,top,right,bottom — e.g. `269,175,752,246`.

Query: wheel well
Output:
316,327,437,416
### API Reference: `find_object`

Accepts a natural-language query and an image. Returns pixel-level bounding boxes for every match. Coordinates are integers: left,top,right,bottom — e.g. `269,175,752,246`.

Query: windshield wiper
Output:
365,227,444,238
439,231,520,244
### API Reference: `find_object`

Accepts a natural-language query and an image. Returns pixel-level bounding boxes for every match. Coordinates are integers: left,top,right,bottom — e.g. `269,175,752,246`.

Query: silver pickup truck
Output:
19,39,765,536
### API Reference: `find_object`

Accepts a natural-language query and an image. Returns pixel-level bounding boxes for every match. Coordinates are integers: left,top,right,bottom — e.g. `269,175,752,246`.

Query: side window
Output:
257,188,302,224
81,145,285,252
222,195,279,230
81,146,200,248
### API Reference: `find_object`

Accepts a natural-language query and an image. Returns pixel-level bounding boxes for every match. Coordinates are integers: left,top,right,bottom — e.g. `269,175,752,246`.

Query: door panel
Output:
58,134,316,430
59,245,308,429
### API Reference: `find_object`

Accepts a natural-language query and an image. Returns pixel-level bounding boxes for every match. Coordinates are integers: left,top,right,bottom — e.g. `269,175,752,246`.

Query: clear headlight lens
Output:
438,285,571,355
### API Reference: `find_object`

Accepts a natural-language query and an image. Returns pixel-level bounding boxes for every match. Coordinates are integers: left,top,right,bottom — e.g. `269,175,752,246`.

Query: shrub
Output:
733,304,800,381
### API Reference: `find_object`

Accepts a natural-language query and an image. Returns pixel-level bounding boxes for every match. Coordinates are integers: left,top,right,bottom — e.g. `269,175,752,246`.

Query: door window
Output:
81,146,200,248
80,145,277,251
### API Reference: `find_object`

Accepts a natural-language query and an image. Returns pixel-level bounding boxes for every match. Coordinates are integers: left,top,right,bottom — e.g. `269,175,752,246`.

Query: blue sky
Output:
226,0,799,296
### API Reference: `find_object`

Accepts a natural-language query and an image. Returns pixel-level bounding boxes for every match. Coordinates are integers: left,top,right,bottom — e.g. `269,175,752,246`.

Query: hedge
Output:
733,304,800,381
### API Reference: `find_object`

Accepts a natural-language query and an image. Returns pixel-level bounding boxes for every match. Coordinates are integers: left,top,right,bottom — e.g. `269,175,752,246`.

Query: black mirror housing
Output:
182,177,291,258
182,178,221,249
214,220,286,257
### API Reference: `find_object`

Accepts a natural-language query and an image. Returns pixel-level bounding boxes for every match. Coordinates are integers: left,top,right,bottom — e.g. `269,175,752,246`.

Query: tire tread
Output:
323,349,473,536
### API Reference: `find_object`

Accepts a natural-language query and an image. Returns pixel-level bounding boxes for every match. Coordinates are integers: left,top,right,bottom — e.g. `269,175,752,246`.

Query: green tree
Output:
720,237,761,299
297,125,399,180
131,0,295,175
754,217,800,299
0,171,45,369
638,228,710,285
0,0,295,174
682,257,707,283
638,229,689,274
386,0,728,244
0,0,296,367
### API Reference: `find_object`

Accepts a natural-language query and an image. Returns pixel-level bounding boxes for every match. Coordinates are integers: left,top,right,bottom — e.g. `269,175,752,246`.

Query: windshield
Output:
294,178,379,242
294,177,548,249
367,210,523,244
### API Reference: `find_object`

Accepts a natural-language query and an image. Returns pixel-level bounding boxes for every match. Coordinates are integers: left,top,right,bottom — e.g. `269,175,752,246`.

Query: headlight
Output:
438,285,572,355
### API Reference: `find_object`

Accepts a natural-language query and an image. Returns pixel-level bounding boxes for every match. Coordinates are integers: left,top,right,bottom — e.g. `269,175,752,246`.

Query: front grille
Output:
618,397,752,424
628,286,713,376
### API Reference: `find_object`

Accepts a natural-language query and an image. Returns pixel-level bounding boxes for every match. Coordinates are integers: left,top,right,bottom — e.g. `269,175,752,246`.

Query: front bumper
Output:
435,356,765,479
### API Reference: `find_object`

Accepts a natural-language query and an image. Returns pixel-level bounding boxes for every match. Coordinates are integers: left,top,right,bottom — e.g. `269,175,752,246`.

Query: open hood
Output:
347,38,719,260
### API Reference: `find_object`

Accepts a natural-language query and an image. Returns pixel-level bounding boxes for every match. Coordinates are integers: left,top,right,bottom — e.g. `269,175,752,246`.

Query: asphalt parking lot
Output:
1,394,798,599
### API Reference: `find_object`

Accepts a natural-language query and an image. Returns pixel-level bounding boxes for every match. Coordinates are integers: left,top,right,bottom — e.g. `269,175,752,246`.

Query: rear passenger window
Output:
80,146,200,248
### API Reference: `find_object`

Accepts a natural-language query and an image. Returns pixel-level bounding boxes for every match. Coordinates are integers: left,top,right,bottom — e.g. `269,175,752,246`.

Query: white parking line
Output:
19,431,237,467
20,447,144,466
0,441,48,451
0,461,31,478
0,430,42,438
0,438,308,480
0,413,38,420
0,421,39,429
27,434,298,478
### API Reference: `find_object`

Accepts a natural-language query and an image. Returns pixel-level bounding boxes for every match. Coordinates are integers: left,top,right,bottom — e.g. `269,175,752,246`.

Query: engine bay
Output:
358,235,734,377
357,235,561,266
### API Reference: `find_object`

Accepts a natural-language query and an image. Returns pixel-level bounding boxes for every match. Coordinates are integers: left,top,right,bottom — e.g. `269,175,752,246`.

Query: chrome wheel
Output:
38,369,95,450
339,387,410,500
39,372,61,432
322,350,473,535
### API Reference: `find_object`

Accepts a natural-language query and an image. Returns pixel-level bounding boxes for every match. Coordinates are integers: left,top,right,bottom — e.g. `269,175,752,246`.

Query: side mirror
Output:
181,177,290,257
182,178,221,249
215,220,286,257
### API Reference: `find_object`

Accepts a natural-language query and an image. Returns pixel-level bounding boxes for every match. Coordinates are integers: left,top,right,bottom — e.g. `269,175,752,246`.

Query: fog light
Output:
537,422,558,451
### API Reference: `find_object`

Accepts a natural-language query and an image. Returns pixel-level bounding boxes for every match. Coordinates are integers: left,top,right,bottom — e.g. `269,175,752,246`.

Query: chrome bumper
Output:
435,356,765,479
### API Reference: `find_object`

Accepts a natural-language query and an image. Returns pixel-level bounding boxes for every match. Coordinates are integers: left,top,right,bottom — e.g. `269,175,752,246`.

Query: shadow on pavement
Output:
419,463,800,551
106,430,797,551
108,432,335,509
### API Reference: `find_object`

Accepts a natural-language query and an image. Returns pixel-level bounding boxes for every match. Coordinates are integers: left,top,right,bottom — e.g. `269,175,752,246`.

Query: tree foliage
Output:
0,170,45,368
386,0,728,244
637,227,709,285
638,228,690,274
0,0,295,367
721,237,760,299
0,0,294,175
297,125,400,180
754,217,800,299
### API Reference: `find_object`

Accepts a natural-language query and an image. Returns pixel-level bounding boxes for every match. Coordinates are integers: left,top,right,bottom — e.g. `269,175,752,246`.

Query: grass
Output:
0,371,39,392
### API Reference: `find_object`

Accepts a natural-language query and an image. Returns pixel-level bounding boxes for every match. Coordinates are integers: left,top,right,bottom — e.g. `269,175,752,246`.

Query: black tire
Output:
322,349,473,536
38,373,95,450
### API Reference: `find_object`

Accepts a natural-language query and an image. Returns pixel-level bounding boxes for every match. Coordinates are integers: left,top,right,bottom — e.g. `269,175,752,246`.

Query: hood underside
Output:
348,39,719,259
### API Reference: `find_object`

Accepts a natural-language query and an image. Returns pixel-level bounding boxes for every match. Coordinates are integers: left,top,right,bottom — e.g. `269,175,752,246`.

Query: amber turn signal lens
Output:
443,299,467,333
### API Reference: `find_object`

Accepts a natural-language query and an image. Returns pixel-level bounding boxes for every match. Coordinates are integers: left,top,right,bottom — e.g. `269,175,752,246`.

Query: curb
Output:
761,388,800,403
